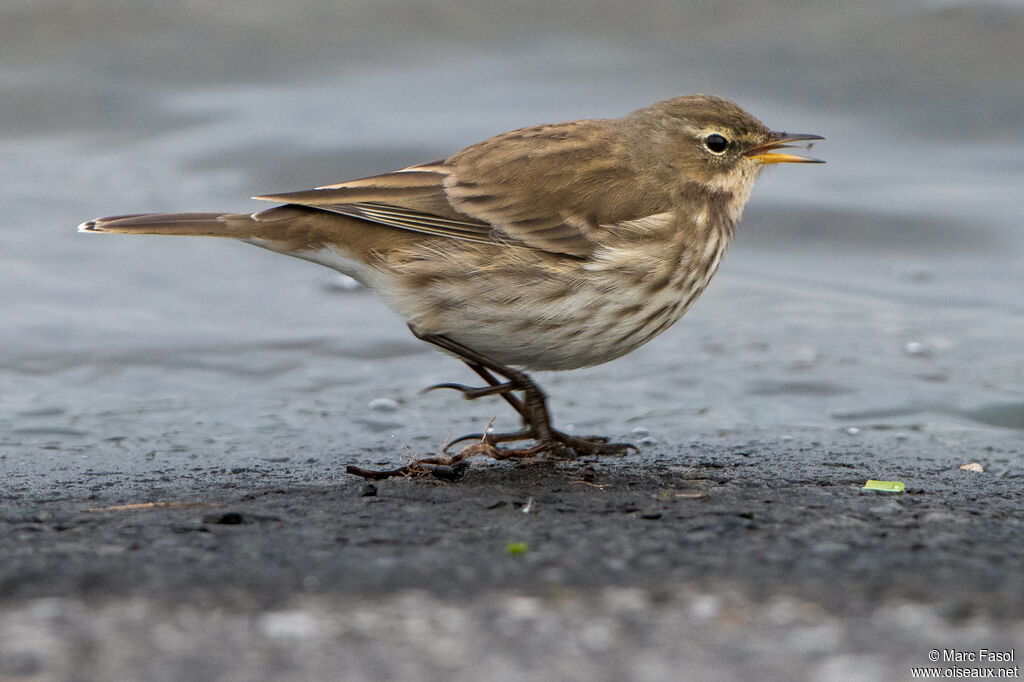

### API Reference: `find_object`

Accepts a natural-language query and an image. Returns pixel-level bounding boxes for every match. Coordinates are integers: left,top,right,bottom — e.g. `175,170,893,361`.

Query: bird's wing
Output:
254,164,501,248
254,119,657,258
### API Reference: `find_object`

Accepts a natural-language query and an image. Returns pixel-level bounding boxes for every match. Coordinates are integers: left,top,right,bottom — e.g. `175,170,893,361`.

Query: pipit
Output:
80,95,823,468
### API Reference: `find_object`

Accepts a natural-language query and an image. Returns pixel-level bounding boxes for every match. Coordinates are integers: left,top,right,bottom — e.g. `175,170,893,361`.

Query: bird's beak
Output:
745,132,825,164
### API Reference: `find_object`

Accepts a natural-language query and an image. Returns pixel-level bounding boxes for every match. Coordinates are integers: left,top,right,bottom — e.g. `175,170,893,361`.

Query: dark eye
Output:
704,133,728,154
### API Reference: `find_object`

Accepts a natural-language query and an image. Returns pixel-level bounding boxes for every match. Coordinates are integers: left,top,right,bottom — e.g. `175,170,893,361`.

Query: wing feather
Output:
252,120,671,258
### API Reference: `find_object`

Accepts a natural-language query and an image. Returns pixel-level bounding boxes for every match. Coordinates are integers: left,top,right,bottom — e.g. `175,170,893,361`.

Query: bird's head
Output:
624,94,823,220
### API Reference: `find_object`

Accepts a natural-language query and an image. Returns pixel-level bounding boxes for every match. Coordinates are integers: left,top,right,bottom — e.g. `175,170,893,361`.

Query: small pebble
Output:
903,341,930,356
431,462,469,481
630,427,649,436
259,611,320,639
638,436,657,446
846,427,861,436
202,512,245,525
361,483,378,497
959,462,984,473
367,398,399,412
688,594,721,620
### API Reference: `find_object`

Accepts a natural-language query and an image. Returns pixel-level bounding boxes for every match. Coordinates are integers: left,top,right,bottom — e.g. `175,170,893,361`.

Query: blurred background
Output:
3,0,1023,461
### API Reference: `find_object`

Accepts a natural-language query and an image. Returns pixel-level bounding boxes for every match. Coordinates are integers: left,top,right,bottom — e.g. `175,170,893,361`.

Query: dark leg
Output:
412,329,634,456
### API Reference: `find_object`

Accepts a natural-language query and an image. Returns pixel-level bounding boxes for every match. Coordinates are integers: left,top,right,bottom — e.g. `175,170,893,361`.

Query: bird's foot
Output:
442,427,635,457
345,427,636,480
345,439,554,481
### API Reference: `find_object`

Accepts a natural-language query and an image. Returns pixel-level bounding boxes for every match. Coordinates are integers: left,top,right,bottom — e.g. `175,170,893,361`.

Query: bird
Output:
80,94,823,466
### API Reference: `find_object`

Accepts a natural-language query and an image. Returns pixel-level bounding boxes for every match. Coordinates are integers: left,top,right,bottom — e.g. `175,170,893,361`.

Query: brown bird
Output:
80,95,823,463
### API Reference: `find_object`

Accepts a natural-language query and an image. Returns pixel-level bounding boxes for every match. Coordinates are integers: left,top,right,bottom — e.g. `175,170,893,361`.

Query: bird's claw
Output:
441,427,633,457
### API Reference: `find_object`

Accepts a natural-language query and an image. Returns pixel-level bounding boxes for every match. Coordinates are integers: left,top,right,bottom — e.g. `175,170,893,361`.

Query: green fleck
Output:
506,542,528,556
862,479,905,492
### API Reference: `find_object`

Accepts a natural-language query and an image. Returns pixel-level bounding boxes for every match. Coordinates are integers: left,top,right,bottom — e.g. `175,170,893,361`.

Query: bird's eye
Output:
704,133,729,154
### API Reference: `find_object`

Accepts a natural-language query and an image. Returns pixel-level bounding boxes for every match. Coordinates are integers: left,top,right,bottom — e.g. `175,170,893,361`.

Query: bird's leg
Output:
441,361,530,420
432,361,536,449
416,331,554,440
413,329,634,456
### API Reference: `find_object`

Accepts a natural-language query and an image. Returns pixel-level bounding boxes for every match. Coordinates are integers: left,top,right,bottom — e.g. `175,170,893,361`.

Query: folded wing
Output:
255,118,664,258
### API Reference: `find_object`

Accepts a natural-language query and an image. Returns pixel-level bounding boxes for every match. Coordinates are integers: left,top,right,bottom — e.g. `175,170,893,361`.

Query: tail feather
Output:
77,205,417,275
78,212,253,237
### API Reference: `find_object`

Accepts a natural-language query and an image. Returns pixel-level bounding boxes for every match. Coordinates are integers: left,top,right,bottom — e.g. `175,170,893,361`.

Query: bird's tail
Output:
78,212,261,238
77,205,383,281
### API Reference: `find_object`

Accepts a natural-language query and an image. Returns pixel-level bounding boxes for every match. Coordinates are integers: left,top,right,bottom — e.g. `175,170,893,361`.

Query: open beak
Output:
745,132,825,164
